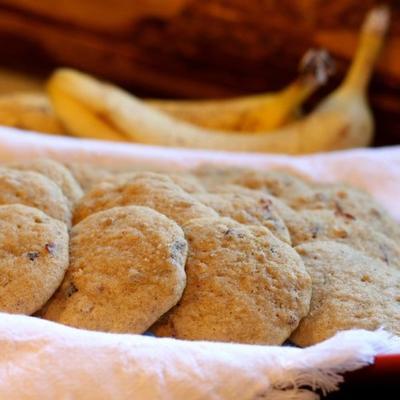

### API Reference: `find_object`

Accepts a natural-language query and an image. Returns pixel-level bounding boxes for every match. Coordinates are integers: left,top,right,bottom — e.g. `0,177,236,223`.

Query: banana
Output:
0,92,65,134
147,49,333,132
47,85,126,141
47,6,389,154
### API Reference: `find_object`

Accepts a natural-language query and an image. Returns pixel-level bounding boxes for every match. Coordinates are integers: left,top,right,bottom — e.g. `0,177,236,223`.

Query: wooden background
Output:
0,0,398,146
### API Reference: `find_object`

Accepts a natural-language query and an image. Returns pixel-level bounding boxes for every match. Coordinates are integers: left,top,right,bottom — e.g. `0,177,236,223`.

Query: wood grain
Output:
0,0,398,145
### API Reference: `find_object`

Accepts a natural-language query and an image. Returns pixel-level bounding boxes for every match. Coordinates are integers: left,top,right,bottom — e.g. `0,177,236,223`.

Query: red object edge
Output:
345,354,400,383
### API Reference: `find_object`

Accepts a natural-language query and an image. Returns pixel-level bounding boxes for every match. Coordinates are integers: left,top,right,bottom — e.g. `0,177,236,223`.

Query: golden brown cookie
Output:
0,204,69,314
288,184,400,242
165,172,206,194
153,217,311,345
73,172,218,225
41,206,188,333
10,158,83,206
291,241,400,346
194,165,314,200
63,162,116,192
100,170,206,195
286,209,400,269
0,167,71,226
195,190,291,244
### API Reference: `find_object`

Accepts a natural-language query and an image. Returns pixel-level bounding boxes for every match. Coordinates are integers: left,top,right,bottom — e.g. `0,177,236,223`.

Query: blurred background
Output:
0,0,398,146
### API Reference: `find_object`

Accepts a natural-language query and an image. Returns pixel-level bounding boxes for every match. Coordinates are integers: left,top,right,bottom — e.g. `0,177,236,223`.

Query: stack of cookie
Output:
1,160,399,347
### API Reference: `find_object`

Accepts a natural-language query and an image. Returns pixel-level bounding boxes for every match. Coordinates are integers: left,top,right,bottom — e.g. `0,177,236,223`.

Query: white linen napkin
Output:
0,313,399,400
0,127,399,399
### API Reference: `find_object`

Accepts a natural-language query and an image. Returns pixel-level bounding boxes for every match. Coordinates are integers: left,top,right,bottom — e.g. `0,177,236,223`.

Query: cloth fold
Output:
0,128,400,399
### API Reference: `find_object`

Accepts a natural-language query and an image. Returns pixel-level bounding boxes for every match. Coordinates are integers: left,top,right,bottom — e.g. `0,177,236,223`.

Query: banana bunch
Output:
45,47,332,143
0,6,389,155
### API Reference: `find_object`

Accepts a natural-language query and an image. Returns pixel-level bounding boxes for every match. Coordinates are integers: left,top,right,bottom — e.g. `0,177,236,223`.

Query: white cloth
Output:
0,313,399,400
0,127,399,399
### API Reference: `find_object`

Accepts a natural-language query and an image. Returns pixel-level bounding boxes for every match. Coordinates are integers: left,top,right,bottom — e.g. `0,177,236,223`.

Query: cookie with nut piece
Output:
195,190,291,244
41,206,188,334
0,167,71,226
291,241,400,346
73,171,217,225
9,158,83,206
286,209,400,268
288,184,400,242
153,217,312,345
0,204,69,315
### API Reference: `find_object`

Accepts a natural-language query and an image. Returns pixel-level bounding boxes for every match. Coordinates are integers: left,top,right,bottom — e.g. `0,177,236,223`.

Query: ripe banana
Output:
47,6,389,154
47,85,126,141
147,49,333,132
0,92,64,134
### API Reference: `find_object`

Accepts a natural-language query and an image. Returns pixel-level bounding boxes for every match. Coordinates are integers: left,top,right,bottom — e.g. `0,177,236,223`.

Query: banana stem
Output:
274,48,335,108
340,5,390,95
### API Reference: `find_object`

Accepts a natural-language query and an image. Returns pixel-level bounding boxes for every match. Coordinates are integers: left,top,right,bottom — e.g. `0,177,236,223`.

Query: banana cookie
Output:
286,209,400,268
42,206,188,333
73,172,218,225
102,170,206,195
0,204,69,314
194,165,314,200
153,217,311,345
10,158,83,206
195,191,291,244
0,167,71,225
64,162,116,191
288,184,400,242
291,241,400,346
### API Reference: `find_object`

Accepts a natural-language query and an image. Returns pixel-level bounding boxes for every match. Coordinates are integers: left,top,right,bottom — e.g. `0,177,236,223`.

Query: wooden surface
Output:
0,0,398,146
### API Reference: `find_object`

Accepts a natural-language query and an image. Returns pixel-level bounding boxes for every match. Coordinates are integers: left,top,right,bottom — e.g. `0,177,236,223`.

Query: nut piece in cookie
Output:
41,206,188,334
73,172,217,225
291,241,400,346
0,167,71,226
153,217,311,345
0,204,69,314
9,158,83,206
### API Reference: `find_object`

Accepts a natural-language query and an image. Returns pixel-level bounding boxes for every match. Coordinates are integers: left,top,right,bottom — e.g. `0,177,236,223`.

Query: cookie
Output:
153,217,311,345
165,172,207,194
288,184,400,242
286,209,400,269
194,165,314,200
195,191,291,244
10,158,83,206
0,167,71,226
0,204,69,314
64,162,116,191
101,170,206,195
291,241,400,346
73,172,218,225
41,206,188,333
